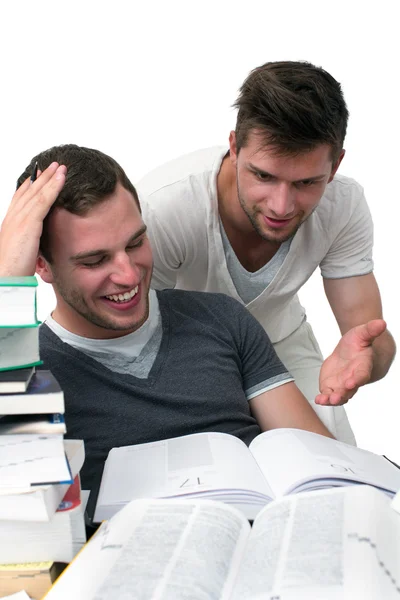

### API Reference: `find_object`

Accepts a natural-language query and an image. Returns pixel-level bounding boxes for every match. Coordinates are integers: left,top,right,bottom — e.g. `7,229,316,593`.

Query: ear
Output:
229,131,238,166
328,149,345,183
36,255,54,284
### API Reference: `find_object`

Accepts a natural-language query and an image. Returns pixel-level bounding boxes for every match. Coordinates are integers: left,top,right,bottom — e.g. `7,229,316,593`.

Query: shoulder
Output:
158,289,249,322
136,147,227,201
313,173,370,229
318,173,367,213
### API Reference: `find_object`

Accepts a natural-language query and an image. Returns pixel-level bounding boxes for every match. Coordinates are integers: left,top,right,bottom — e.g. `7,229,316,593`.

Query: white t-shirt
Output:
137,147,374,344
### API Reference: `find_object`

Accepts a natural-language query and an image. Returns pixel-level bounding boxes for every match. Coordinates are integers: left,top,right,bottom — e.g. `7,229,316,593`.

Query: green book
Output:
0,276,38,327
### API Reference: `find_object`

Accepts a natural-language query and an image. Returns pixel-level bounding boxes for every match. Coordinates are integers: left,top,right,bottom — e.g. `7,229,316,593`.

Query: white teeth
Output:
106,286,139,302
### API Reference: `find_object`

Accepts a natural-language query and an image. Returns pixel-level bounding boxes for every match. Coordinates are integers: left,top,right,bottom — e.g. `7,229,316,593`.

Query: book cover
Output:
0,434,73,488
0,439,85,522
0,413,66,435
0,371,64,415
0,367,36,393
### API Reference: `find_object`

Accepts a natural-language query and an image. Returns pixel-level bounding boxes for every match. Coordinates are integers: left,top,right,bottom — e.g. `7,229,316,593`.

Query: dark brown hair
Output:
234,61,349,163
17,144,140,262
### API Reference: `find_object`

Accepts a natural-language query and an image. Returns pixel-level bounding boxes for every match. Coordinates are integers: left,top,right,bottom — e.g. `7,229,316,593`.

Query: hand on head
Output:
0,162,66,277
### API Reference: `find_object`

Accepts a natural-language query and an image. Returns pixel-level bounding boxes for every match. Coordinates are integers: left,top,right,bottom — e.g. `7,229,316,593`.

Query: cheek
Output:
73,271,107,297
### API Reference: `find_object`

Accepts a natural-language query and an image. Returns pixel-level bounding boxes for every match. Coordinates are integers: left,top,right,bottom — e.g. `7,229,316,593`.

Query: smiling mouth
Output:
105,285,139,303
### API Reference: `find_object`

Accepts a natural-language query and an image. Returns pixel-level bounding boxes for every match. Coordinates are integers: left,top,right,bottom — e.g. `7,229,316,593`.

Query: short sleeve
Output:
229,298,294,399
141,197,185,290
320,188,374,279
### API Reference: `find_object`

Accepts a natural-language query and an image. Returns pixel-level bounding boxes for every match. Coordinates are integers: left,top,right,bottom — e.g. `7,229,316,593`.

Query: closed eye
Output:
126,238,144,250
254,171,275,182
81,256,107,268
297,179,318,187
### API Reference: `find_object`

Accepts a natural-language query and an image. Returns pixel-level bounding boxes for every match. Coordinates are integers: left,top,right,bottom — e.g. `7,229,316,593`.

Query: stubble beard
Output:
237,188,311,244
52,274,150,334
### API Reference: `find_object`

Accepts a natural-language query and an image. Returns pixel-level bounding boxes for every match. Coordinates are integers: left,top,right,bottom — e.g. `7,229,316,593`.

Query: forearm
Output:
250,382,335,439
370,329,396,382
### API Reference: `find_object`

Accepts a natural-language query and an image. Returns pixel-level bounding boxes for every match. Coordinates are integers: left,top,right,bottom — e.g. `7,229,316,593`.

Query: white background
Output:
0,0,398,462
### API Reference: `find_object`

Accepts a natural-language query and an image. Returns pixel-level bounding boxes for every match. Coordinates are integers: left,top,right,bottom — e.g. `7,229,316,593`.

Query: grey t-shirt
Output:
39,290,291,495
220,219,292,304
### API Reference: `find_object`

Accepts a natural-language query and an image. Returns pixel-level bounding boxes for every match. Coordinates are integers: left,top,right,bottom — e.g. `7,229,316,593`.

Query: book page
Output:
95,432,274,521
0,434,72,487
249,428,400,497
45,499,250,600
231,485,400,599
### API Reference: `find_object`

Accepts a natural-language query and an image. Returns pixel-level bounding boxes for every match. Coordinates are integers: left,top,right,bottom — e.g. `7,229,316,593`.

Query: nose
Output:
109,253,140,287
268,182,295,218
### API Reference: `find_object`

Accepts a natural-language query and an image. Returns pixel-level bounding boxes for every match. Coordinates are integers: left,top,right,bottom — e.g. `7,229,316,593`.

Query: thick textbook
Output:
0,371,64,415
0,325,41,372
45,486,400,600
0,367,35,393
0,413,66,435
0,562,64,600
94,428,400,522
0,277,38,327
0,476,86,564
0,439,85,521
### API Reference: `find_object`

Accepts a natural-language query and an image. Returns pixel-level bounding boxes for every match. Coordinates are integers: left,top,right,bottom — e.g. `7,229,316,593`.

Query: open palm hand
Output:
315,320,386,406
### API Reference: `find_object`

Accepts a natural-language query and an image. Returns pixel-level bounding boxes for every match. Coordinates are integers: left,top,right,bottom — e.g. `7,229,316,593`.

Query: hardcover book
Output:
0,276,38,327
0,371,64,415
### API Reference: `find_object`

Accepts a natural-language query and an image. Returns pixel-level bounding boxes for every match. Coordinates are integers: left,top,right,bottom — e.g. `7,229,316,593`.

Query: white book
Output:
94,428,400,522
0,326,41,372
0,476,86,564
44,486,400,600
0,434,72,488
0,439,85,521
0,277,38,327
0,371,64,415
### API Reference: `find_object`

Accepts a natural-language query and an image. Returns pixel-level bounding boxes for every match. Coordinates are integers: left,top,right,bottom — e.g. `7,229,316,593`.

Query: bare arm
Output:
324,273,396,381
249,381,334,438
316,274,396,405
0,163,66,276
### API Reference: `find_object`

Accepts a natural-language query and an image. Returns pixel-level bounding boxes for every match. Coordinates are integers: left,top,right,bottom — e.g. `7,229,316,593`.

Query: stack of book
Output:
0,277,86,600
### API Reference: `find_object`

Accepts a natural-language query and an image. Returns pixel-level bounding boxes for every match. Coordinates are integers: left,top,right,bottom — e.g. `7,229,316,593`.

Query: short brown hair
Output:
234,61,349,163
17,144,140,262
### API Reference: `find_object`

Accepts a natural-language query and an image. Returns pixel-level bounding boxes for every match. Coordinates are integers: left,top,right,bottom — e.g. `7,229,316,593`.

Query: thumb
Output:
356,319,386,345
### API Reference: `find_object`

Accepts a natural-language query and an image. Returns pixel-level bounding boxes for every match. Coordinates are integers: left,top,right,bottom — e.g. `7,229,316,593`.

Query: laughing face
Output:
36,184,153,339
229,130,343,244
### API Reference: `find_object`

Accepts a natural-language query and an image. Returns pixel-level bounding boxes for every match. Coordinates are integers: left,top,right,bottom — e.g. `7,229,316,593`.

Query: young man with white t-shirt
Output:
137,60,396,445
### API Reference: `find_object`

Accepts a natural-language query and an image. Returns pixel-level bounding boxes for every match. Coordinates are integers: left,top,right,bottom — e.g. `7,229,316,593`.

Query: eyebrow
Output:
249,164,327,184
70,225,147,261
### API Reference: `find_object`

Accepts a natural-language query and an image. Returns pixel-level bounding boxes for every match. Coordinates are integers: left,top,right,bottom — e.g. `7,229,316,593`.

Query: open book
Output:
93,428,400,522
45,485,400,599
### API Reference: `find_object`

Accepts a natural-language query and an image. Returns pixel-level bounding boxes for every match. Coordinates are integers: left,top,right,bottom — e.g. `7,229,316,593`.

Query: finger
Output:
356,320,386,346
10,162,60,211
316,391,348,406
22,162,61,203
12,174,31,201
315,393,330,405
366,319,386,339
20,165,66,222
